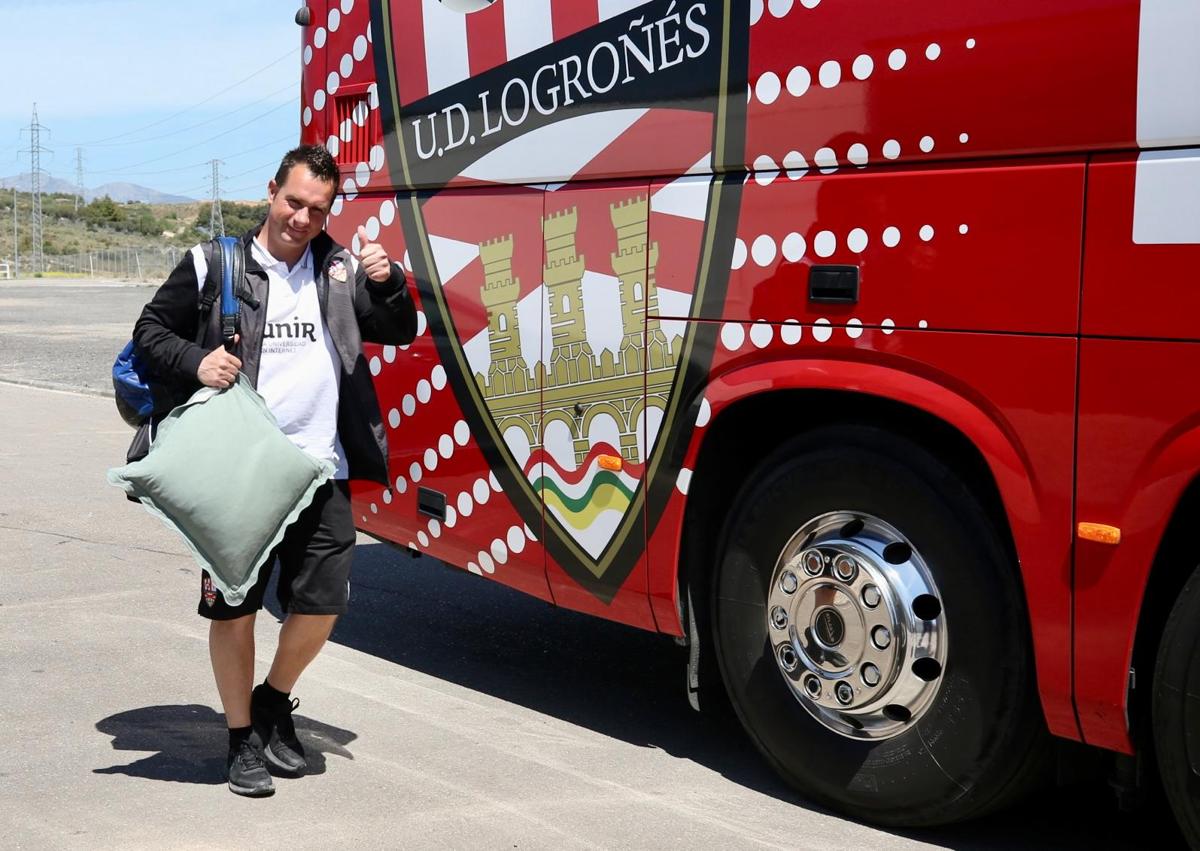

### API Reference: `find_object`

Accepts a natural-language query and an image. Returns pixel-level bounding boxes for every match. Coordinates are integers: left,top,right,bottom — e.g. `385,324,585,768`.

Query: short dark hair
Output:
274,144,339,187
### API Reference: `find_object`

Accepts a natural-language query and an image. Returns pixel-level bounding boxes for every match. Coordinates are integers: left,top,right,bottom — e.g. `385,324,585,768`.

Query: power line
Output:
68,48,299,147
219,180,273,201
81,83,296,149
227,158,281,182
92,133,297,180
161,149,290,199
94,99,294,175
182,159,278,202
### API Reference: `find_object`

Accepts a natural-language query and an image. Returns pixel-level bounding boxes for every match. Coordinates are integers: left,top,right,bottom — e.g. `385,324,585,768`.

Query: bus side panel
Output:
1075,340,1200,753
1075,152,1200,753
538,178,659,631
642,152,1086,741
300,0,377,151
328,1,1140,188
744,0,1139,172
684,158,1085,334
647,334,1082,740
329,189,556,604
1082,153,1200,341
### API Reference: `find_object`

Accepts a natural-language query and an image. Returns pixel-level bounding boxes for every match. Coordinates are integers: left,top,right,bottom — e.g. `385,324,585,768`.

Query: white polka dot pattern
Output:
720,322,746,351
750,321,774,348
751,234,777,266
744,37,978,179
818,60,841,89
755,72,781,105
735,225,938,270
407,457,534,572
781,232,806,262
306,16,383,207
711,315,933,352
786,66,810,97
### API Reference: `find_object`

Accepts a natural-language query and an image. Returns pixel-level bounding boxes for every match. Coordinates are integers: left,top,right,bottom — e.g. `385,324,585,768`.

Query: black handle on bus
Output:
808,265,860,304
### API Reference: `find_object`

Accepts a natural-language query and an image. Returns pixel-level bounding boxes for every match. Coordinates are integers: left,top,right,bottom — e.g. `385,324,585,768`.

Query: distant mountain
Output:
90,182,194,205
0,172,80,196
0,173,194,204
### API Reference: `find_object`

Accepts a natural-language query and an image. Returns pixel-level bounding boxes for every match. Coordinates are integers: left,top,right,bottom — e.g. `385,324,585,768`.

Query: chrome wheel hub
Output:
766,511,948,740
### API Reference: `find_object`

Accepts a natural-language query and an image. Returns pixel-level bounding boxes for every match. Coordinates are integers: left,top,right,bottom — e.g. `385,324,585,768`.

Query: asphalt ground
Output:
0,278,1165,848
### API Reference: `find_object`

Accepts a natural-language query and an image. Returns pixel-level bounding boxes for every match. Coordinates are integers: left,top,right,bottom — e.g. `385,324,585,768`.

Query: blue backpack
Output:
113,236,243,428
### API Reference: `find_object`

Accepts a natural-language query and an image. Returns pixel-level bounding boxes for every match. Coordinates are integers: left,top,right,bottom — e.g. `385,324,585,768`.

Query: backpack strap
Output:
216,236,242,350
197,241,220,329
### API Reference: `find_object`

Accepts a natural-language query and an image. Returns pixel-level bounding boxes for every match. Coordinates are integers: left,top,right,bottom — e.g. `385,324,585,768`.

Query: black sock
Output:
259,679,290,704
228,725,252,753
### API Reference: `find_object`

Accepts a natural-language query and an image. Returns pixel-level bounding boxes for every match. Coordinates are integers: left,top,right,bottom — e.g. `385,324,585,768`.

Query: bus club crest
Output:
370,0,748,600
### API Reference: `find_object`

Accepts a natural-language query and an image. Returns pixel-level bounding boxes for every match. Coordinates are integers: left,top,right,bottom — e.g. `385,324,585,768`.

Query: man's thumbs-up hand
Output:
357,225,393,283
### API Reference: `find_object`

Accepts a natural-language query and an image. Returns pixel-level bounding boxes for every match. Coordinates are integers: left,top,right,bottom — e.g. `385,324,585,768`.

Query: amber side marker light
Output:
1078,523,1122,545
598,455,623,472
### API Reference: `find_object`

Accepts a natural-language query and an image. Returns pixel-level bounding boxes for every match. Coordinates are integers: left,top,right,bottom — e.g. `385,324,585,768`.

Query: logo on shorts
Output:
202,575,217,607
328,259,348,283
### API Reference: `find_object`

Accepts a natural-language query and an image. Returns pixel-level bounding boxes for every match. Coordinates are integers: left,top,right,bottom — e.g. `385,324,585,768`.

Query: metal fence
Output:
37,247,186,281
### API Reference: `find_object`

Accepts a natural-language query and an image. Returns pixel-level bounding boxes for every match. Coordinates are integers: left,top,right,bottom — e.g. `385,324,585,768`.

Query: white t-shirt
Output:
192,239,348,478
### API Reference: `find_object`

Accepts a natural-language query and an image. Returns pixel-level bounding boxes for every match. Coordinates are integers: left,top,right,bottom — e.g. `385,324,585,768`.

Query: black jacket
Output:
132,226,417,485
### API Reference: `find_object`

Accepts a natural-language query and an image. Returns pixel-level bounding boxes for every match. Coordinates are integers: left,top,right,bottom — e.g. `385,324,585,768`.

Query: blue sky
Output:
0,0,303,200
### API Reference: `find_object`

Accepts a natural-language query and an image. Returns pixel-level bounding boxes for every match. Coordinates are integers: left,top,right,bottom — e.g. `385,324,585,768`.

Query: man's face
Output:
264,165,336,255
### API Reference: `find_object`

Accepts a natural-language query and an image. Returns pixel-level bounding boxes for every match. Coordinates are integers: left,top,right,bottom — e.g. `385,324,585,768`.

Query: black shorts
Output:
198,480,355,620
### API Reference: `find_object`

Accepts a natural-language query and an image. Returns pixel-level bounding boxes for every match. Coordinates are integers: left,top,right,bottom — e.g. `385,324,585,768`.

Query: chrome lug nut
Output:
780,570,799,594
778,643,799,672
803,674,822,698
802,550,824,576
872,625,892,650
835,681,855,705
770,606,788,630
861,663,882,687
833,554,857,582
861,584,882,608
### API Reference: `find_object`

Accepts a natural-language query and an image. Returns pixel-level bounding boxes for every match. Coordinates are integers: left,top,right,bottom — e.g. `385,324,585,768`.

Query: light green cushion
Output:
108,375,335,604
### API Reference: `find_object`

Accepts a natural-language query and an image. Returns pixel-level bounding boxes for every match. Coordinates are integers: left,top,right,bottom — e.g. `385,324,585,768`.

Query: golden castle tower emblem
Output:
474,195,678,466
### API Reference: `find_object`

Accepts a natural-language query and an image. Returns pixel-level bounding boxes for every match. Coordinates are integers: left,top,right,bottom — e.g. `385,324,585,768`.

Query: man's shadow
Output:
289,542,1150,849
295,542,801,803
93,704,356,784
91,543,1146,847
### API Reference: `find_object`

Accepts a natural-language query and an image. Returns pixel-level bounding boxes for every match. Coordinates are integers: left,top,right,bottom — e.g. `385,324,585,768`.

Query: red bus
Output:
298,0,1200,834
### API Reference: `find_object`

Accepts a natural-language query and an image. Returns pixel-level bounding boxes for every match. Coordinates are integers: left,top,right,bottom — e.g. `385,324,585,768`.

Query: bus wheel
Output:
1153,563,1200,845
712,425,1048,826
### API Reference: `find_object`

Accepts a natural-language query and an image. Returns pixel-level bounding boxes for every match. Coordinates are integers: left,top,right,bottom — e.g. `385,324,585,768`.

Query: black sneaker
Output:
226,736,275,797
251,685,308,776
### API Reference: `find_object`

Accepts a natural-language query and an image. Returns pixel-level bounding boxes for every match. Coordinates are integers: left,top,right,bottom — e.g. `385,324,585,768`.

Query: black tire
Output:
711,425,1049,826
1153,563,1200,846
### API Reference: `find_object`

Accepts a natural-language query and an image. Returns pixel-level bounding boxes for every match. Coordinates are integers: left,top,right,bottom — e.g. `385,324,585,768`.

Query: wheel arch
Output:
683,388,1018,613
674,359,1074,738
1129,475,1200,740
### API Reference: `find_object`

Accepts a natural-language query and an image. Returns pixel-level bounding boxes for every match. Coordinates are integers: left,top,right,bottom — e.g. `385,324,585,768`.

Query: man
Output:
132,144,416,797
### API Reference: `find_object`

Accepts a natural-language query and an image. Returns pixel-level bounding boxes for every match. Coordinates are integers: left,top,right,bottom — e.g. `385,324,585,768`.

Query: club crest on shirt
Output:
328,259,348,283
